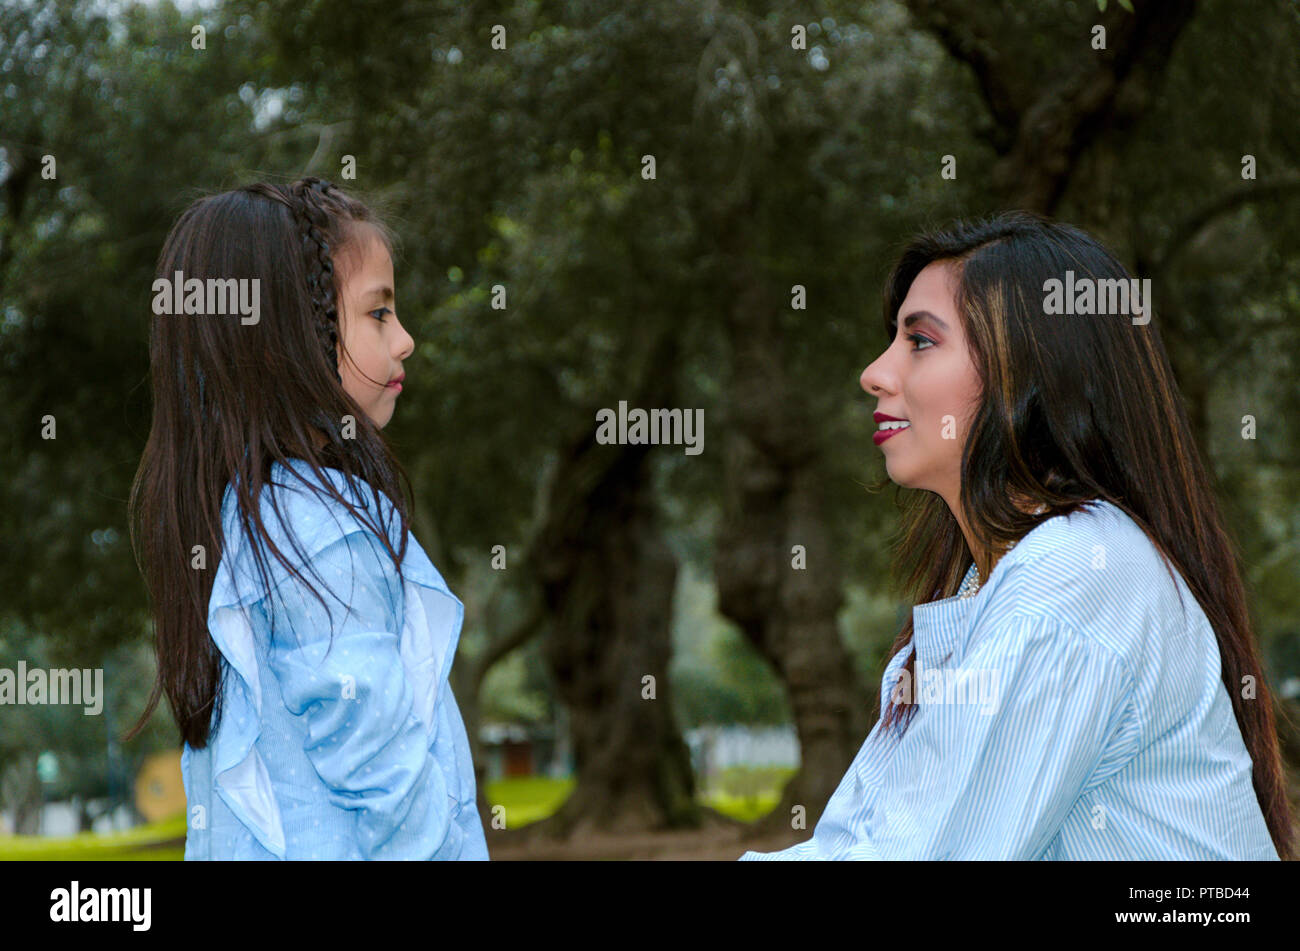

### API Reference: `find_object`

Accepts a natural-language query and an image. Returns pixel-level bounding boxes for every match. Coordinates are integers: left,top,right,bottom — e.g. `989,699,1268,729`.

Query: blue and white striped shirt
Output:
740,500,1279,860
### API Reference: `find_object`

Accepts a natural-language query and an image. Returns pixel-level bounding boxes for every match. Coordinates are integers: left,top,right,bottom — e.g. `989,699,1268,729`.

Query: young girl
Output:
743,212,1293,860
127,176,488,860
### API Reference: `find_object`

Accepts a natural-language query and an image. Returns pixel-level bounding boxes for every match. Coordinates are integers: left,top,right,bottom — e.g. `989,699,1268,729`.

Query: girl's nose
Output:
395,324,415,361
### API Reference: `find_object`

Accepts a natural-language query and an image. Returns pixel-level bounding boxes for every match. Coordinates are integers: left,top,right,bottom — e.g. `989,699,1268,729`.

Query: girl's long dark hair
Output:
873,211,1294,860
127,177,412,749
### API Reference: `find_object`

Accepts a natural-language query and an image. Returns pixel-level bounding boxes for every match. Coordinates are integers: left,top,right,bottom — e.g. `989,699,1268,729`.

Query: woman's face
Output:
859,260,983,509
336,228,414,429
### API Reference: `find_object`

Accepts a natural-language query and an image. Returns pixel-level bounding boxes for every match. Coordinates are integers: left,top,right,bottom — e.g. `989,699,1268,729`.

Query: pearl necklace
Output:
958,505,1048,598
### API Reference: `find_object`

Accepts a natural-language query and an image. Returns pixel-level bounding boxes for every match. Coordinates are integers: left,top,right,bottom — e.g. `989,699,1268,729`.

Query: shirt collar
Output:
908,501,1111,666
910,576,977,669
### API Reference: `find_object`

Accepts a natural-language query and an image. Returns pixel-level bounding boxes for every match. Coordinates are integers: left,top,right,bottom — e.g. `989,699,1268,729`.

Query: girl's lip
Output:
873,411,907,422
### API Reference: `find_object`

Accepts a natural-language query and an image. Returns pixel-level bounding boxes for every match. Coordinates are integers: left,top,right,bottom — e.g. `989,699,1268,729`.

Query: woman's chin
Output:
883,462,911,488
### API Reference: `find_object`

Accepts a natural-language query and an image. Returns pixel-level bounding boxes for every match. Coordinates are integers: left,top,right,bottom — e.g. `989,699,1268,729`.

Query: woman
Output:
741,212,1292,860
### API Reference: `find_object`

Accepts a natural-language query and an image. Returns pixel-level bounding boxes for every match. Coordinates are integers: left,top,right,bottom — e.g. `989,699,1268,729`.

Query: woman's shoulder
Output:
984,499,1205,670
1004,499,1164,578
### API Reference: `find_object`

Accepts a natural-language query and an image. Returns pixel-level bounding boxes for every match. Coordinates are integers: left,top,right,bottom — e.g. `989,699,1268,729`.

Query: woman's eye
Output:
906,333,935,351
370,307,392,322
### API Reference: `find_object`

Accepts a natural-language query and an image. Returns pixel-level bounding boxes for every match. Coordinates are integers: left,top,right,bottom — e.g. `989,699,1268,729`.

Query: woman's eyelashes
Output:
906,332,935,352
370,306,393,323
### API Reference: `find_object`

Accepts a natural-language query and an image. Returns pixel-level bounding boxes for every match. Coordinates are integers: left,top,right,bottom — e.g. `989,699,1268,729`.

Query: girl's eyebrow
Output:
363,285,394,302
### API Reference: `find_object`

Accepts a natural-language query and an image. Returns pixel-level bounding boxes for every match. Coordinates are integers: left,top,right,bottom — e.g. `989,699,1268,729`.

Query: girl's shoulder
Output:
214,458,404,610
266,457,398,534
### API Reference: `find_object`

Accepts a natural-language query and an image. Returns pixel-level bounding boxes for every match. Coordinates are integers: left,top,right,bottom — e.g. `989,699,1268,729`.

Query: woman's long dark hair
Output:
873,211,1294,860
126,177,412,749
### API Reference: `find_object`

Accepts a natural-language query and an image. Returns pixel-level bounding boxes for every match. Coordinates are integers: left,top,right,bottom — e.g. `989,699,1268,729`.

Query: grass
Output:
0,769,796,859
482,775,576,827
0,813,188,861
701,765,796,823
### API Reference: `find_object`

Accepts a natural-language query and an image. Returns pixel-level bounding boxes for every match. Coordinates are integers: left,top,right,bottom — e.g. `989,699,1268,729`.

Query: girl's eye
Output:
906,333,935,352
370,307,392,322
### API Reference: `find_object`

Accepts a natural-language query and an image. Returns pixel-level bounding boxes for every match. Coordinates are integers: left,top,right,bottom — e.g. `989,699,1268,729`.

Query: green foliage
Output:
669,566,791,727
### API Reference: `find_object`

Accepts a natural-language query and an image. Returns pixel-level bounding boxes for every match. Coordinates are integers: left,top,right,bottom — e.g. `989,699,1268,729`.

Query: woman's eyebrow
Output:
364,285,394,302
901,310,948,331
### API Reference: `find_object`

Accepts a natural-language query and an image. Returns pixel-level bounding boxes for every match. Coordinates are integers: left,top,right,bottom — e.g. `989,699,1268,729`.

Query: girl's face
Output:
336,229,414,429
859,260,983,510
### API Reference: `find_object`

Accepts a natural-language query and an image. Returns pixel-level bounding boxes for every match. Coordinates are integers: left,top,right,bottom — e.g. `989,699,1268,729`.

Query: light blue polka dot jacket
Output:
180,458,489,860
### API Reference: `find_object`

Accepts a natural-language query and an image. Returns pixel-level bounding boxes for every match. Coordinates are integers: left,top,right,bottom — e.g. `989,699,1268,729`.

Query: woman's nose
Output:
861,358,888,395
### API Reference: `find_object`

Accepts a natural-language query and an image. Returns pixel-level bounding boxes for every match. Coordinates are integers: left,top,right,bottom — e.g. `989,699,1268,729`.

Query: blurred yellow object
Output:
133,750,185,823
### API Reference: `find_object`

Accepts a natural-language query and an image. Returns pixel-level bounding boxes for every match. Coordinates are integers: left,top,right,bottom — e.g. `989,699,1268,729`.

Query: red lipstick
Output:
873,410,911,446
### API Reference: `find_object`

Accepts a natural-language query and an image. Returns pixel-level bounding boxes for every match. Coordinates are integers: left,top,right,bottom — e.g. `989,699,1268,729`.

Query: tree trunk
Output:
713,198,871,838
1,757,43,835
525,335,705,837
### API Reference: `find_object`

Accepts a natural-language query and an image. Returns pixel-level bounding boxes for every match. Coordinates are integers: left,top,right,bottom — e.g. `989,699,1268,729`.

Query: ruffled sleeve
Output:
205,462,466,859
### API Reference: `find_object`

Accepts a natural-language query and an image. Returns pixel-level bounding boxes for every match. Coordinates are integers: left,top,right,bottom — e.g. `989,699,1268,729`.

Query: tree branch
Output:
1155,175,1300,274
902,0,1027,144
471,593,546,693
905,0,1198,213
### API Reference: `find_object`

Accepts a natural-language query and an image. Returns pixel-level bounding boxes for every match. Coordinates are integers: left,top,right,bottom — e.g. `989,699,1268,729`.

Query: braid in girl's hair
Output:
289,177,345,385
